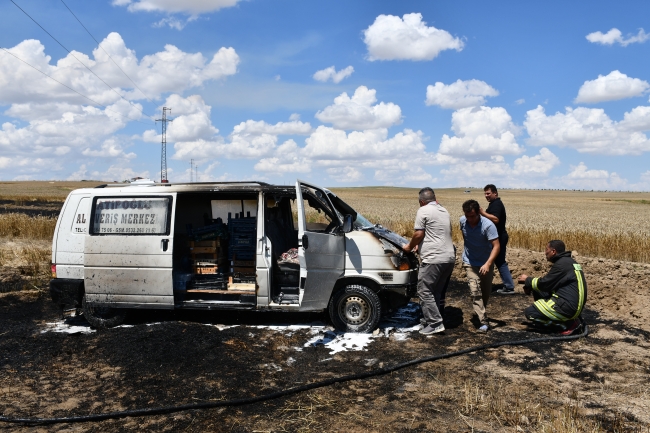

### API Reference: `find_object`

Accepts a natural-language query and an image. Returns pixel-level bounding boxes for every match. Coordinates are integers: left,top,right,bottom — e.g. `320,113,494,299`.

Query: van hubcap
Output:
341,296,369,325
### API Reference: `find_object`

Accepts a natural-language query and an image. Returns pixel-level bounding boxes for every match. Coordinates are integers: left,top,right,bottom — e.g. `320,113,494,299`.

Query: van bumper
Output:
49,279,84,307
380,282,417,298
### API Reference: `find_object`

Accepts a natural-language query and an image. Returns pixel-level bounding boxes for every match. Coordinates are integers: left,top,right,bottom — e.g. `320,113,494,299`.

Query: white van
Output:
50,180,418,332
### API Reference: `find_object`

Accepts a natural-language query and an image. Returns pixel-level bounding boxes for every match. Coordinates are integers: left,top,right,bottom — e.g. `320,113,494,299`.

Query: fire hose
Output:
0,324,588,425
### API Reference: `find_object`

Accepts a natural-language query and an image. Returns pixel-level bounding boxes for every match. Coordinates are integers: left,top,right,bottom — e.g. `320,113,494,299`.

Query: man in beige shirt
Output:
403,187,456,335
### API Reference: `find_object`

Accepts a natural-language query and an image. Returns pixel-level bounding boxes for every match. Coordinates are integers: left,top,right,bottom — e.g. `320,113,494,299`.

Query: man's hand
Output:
402,243,411,252
479,263,490,275
518,274,531,295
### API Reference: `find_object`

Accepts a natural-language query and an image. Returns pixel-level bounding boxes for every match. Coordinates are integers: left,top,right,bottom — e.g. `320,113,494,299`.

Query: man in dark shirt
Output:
479,184,515,294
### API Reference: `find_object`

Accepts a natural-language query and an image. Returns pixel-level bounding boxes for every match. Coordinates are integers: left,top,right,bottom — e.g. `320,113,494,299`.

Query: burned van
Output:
50,180,418,332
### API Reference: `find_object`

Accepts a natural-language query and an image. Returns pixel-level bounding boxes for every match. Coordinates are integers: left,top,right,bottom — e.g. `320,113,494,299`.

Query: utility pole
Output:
195,165,199,183
155,107,173,183
190,159,194,182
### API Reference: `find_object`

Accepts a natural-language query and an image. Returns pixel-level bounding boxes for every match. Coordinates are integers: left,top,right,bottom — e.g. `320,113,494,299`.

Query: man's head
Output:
484,184,498,202
462,199,481,225
418,187,436,206
545,240,566,261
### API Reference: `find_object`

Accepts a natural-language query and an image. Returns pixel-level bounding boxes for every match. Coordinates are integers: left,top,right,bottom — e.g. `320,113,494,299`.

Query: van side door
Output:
294,180,345,311
83,194,176,308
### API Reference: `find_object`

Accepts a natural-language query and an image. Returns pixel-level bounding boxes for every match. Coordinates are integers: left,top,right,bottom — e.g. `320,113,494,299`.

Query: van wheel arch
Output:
81,295,126,329
328,283,381,333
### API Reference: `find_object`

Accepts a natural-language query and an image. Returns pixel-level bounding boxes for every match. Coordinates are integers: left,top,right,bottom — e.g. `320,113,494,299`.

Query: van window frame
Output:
89,195,174,236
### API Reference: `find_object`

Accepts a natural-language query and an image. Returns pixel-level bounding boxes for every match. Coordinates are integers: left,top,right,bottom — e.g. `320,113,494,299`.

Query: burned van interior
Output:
170,187,342,309
172,192,259,307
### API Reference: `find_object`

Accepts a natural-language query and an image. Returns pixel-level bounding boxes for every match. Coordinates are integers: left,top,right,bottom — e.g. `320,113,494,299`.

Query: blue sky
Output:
1,0,649,190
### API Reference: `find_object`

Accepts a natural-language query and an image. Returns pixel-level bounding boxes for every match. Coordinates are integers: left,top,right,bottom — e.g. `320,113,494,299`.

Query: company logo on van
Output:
92,197,169,235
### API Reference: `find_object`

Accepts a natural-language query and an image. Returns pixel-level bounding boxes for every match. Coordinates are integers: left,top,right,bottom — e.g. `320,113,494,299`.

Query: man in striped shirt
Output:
518,240,587,335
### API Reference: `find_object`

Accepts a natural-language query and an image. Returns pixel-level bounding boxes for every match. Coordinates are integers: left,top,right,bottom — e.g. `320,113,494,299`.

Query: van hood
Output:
363,226,408,250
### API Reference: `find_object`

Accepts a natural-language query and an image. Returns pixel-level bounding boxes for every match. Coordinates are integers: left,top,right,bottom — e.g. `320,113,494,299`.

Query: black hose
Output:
0,325,588,425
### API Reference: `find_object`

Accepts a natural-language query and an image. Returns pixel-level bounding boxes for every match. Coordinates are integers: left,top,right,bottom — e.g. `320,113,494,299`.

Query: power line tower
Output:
155,107,173,183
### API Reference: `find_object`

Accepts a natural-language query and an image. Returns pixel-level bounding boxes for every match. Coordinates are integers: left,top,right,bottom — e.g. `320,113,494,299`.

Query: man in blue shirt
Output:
460,199,500,333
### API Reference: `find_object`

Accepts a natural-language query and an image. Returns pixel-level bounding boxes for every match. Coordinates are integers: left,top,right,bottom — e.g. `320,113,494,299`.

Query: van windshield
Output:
326,192,374,230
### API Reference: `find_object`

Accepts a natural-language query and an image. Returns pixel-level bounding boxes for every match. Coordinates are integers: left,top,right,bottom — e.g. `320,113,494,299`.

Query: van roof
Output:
69,181,298,195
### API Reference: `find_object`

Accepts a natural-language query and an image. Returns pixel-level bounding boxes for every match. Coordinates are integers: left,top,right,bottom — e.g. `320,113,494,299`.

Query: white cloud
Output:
303,127,424,160
82,138,136,159
114,0,241,16
438,148,560,187
171,116,312,161
575,71,649,103
254,140,312,175
563,162,627,190
313,66,354,84
515,99,525,105
315,86,402,130
326,167,363,183
438,106,523,158
0,33,239,106
425,79,499,109
0,100,140,155
145,94,219,143
512,148,560,176
586,28,650,47
525,105,650,155
363,13,464,61
374,166,434,184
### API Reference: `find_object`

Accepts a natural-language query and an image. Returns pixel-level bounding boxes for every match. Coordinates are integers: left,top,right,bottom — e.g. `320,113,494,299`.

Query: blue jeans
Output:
496,234,514,290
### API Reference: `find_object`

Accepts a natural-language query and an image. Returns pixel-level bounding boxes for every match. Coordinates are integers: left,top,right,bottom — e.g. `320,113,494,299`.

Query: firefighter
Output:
518,240,587,335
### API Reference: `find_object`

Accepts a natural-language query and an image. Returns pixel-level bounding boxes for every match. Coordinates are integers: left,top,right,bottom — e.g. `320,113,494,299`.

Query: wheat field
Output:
1,183,649,264
330,187,650,264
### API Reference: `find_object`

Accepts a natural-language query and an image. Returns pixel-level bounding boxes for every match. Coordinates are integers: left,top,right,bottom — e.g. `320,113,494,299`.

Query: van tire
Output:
328,285,381,333
82,296,126,329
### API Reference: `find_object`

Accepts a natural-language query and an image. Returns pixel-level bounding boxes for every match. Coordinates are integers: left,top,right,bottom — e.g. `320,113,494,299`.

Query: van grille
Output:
378,272,393,282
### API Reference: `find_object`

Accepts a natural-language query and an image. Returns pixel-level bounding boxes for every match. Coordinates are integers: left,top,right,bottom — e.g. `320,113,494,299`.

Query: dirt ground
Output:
1,247,649,432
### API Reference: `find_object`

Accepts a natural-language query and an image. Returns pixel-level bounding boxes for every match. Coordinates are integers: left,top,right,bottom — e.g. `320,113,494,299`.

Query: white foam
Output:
41,321,95,335
40,302,423,354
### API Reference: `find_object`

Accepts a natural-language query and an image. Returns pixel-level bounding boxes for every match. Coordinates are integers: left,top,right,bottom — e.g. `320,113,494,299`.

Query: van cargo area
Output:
171,192,299,309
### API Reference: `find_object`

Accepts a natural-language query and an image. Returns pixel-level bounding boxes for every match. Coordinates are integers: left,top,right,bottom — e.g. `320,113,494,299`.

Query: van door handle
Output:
161,239,169,252
301,234,309,250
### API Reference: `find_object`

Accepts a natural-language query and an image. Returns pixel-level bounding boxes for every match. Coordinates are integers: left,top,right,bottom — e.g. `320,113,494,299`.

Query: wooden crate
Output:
190,240,220,248
194,264,218,275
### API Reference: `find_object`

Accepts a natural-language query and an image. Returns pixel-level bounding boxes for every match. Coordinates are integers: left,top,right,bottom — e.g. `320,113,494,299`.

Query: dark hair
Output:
462,199,480,214
418,187,436,203
484,184,498,194
547,240,566,253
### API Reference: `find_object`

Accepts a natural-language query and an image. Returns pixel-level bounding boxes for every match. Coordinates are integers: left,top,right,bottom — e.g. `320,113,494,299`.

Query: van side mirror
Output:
342,214,353,233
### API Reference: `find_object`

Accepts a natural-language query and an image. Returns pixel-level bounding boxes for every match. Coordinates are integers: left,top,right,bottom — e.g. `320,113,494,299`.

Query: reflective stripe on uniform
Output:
571,264,586,320
534,298,569,321
531,277,539,291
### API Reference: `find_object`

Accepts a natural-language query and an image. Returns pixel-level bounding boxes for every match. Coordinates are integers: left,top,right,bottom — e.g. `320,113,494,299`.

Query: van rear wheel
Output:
329,285,381,333
82,296,126,329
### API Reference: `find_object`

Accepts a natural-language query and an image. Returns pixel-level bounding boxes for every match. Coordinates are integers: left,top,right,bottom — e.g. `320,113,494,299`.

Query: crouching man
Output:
518,240,587,335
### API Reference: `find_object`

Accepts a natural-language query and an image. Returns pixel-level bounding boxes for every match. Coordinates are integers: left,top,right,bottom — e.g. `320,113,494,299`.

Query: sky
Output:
1,0,650,191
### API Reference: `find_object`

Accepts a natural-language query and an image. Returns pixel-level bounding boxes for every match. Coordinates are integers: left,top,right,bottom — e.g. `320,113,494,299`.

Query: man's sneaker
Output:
496,287,515,295
477,324,489,333
559,319,582,336
420,323,445,335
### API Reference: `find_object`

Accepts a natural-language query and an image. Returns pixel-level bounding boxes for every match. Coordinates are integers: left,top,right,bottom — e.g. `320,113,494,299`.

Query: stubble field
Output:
1,181,650,432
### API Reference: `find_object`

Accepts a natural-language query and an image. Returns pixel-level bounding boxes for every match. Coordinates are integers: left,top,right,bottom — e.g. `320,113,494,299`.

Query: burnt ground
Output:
1,250,650,432
0,201,62,218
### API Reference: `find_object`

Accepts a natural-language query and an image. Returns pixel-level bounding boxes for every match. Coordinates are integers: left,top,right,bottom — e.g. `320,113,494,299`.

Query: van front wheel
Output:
82,296,126,329
329,285,381,333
